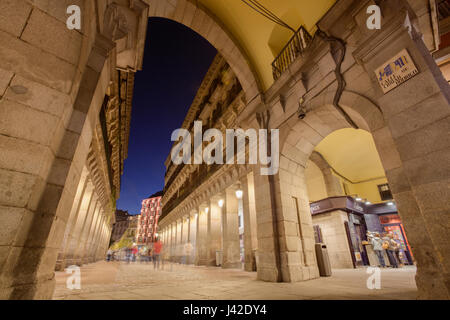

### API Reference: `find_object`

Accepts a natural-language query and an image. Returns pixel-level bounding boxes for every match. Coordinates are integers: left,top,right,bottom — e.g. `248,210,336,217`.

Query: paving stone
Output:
53,261,418,300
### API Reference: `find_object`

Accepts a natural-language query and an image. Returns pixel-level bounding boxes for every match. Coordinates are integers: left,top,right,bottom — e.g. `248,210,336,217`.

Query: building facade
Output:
0,0,449,300
155,0,450,300
110,210,132,244
126,215,140,241
136,192,163,244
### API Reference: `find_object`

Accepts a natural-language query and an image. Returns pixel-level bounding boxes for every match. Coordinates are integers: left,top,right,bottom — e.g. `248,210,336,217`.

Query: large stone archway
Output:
145,0,261,103
242,1,450,299
0,0,448,300
0,0,264,299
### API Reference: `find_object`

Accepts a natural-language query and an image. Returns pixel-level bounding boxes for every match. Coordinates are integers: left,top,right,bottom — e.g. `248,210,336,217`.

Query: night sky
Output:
116,18,217,215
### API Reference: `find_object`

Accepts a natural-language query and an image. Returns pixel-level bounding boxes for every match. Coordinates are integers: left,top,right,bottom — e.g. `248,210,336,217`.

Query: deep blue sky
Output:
116,18,217,215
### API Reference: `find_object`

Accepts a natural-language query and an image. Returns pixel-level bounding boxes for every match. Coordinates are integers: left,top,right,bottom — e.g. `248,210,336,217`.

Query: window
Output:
378,183,393,201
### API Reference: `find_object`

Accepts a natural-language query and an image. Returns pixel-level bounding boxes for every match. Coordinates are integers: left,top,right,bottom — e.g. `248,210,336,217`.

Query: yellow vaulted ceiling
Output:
198,0,336,90
315,129,386,182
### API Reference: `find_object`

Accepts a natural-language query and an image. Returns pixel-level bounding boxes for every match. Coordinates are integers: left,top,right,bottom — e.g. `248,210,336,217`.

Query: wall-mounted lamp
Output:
235,182,243,199
387,202,395,206
365,201,372,205
218,199,224,208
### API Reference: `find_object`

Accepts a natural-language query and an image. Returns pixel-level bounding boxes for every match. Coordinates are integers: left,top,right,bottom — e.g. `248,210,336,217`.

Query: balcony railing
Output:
272,26,312,80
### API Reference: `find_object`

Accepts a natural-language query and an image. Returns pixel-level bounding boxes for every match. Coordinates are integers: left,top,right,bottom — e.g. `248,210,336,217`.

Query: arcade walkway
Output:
53,261,418,300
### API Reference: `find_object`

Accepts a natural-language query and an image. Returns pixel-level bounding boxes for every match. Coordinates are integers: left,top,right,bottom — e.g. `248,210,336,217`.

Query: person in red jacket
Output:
153,238,162,270
131,246,138,262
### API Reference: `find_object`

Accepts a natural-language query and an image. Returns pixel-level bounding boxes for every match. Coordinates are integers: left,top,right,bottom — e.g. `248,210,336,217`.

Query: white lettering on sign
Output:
375,49,419,94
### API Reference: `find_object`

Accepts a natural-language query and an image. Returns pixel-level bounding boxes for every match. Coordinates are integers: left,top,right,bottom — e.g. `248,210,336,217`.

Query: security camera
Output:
298,105,307,119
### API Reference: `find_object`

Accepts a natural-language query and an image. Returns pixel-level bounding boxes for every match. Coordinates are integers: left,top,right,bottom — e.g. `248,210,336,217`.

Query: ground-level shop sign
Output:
375,49,419,94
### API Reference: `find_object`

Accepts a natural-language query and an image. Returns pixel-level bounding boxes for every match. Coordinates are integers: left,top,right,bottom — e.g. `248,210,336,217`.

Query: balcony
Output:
271,26,312,80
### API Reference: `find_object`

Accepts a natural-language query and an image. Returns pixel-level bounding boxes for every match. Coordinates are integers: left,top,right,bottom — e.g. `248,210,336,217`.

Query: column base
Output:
244,262,256,272
222,261,242,269
196,258,209,266
4,278,56,300
257,266,280,282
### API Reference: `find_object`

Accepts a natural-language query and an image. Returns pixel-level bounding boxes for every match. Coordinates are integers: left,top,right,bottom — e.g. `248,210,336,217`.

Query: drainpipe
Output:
316,29,359,129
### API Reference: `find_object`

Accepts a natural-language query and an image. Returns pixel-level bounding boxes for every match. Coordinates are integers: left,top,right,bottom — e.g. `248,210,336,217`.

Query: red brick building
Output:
136,191,163,244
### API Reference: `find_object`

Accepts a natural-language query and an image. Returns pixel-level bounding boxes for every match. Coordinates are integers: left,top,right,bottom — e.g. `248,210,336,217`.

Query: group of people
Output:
106,238,164,269
367,231,403,268
105,240,197,270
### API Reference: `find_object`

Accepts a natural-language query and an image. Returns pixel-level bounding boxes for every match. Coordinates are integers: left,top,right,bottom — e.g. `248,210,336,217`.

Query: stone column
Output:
349,3,450,299
189,213,197,264
83,204,101,264
242,173,258,271
181,216,189,262
177,218,183,262
74,194,99,265
171,222,177,262
196,206,209,265
91,213,104,261
99,216,111,260
163,228,168,251
64,180,95,266
95,217,106,261
55,167,90,271
186,215,192,264
207,199,223,266
222,187,241,269
252,168,287,282
87,208,103,262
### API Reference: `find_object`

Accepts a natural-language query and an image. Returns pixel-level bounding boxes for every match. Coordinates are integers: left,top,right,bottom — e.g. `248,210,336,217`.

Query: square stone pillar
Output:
82,203,101,264
176,219,183,262
253,171,280,282
55,167,90,271
222,187,241,269
64,180,95,266
170,222,176,262
207,199,223,266
88,209,103,262
350,4,450,299
189,213,197,264
242,172,258,272
195,206,209,265
92,213,105,261
74,195,99,265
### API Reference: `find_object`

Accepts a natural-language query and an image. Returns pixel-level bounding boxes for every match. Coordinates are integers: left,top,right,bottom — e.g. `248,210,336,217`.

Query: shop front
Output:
310,196,414,269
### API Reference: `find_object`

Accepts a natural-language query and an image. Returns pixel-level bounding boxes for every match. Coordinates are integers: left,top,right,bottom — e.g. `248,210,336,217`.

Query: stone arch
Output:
281,91,385,166
265,90,388,283
308,151,344,198
147,0,261,102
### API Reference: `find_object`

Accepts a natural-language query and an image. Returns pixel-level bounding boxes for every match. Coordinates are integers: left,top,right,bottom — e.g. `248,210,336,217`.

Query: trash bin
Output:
216,250,223,266
315,243,332,277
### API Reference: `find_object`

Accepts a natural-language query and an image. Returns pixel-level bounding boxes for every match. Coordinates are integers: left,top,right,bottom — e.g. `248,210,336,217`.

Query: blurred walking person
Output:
153,238,163,270
106,249,113,262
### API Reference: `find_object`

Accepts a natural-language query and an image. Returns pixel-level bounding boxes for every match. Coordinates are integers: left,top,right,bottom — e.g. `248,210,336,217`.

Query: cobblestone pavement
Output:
53,261,418,300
